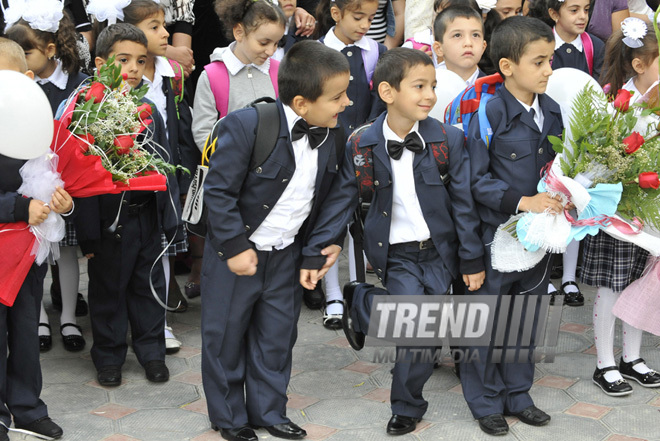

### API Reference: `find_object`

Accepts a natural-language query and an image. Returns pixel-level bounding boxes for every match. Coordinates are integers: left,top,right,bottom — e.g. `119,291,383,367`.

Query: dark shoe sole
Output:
622,373,660,388
592,378,633,396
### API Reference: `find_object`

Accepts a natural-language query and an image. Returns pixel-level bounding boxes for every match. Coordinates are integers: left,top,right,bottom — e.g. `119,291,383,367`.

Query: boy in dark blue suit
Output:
300,47,485,436
201,40,350,441
461,16,564,436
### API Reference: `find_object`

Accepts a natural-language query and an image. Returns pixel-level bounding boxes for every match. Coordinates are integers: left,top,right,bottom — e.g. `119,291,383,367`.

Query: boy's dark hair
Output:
96,23,148,60
433,0,480,14
278,40,349,105
433,6,484,43
121,0,166,25
372,47,433,91
215,0,286,39
489,16,553,74
4,12,80,74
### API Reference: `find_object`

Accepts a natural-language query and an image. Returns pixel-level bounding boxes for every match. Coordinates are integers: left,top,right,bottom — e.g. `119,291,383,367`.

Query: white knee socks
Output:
58,246,81,337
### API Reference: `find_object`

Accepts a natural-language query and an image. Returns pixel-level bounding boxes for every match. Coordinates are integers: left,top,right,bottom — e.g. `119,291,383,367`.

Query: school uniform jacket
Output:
467,86,563,230
551,32,605,81
0,154,29,223
204,100,343,261
301,113,485,282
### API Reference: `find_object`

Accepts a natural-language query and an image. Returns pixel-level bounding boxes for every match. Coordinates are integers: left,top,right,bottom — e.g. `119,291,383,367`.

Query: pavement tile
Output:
113,380,200,409
182,398,209,415
561,323,590,333
649,396,660,407
101,435,141,441
287,393,320,409
361,388,390,403
289,370,374,399
510,413,610,441
325,337,351,348
343,361,380,375
602,404,660,440
168,346,201,359
605,436,649,441
173,371,203,385
190,431,218,441
535,375,577,389
120,408,209,441
302,423,338,440
91,404,138,420
565,402,612,419
292,345,356,372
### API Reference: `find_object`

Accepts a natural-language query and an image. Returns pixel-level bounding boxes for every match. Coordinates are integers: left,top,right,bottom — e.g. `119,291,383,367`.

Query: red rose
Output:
639,172,660,189
613,89,632,112
122,73,128,80
603,83,612,95
113,136,134,155
78,133,95,153
84,82,106,104
136,103,153,121
623,132,644,154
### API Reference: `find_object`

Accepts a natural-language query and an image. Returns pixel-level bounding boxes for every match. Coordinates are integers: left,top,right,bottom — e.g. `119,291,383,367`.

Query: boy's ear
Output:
378,81,395,104
290,95,308,117
233,23,245,42
547,8,559,23
498,57,514,78
432,41,443,60
632,57,645,75
24,69,34,80
94,56,106,72
330,5,342,23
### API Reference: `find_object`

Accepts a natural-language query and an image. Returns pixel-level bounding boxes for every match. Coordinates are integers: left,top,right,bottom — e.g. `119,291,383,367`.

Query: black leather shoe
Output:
60,323,85,352
322,299,343,330
509,405,550,426
15,416,63,439
75,293,88,316
342,281,366,350
39,323,52,352
386,415,420,436
216,426,257,441
620,358,660,387
477,414,509,436
51,284,88,317
592,366,633,396
303,285,324,310
561,281,584,307
263,422,307,439
144,360,169,383
97,366,122,387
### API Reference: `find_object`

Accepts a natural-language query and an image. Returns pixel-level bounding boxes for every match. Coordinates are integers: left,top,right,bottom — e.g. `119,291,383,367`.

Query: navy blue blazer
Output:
204,100,343,261
467,86,563,230
301,113,485,281
0,154,30,223
551,32,605,81
39,72,88,115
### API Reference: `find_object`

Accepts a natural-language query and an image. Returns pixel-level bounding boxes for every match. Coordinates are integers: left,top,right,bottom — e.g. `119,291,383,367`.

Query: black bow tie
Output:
291,119,329,149
387,132,424,160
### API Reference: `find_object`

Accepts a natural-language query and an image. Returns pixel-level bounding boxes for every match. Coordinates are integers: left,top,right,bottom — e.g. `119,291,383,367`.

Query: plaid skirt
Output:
161,228,188,256
59,220,78,247
580,231,649,292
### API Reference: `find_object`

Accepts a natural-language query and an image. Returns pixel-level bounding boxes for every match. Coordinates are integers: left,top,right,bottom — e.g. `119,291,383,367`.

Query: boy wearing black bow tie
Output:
300,47,485,436
201,41,350,441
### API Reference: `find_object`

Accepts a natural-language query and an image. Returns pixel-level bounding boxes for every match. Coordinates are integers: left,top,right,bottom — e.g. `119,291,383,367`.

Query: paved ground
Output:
9,250,660,441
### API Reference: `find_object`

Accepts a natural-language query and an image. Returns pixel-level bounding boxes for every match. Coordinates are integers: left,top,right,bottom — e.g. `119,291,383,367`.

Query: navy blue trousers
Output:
201,241,302,429
460,226,551,418
87,202,166,369
351,244,452,419
0,263,49,427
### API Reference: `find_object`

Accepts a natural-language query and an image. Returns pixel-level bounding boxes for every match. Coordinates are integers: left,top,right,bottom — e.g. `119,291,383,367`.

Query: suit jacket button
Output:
114,234,121,240
282,178,289,182
377,268,382,273
122,199,128,205
245,225,250,231
349,75,354,81
347,51,353,57
538,148,543,154
336,164,339,171
382,211,388,217
374,180,379,186
255,167,262,174
378,242,383,247
566,47,572,54
218,251,224,257
263,204,269,209
510,153,517,159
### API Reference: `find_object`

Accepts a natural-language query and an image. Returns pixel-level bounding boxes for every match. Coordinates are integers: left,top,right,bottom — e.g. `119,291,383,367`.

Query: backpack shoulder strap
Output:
268,59,280,97
204,61,230,118
251,101,281,170
361,39,380,85
167,58,184,118
348,123,376,216
581,32,594,76
429,123,450,184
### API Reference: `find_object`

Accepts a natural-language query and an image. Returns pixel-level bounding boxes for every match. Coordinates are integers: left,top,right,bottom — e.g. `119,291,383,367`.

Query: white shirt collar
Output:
221,42,271,76
515,94,543,129
553,28,583,52
154,56,175,78
383,116,423,149
35,59,68,90
465,68,480,87
283,104,303,137
324,26,372,52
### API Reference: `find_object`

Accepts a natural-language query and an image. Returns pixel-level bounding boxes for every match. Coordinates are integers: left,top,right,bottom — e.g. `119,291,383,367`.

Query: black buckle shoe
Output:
322,299,343,330
97,365,122,387
217,426,258,441
39,323,52,352
144,360,169,383
592,366,633,396
342,281,365,350
507,405,550,426
386,415,420,436
60,323,85,352
620,358,660,388
15,416,63,439
561,281,584,307
303,285,324,310
262,422,307,440
477,414,509,435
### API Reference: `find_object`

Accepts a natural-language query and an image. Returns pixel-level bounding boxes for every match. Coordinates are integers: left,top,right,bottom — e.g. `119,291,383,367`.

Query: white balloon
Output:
429,69,468,123
0,70,54,160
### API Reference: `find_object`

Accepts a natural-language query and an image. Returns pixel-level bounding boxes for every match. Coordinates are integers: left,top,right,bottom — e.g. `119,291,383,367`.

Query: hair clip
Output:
477,0,497,13
621,17,647,48
86,0,132,25
3,0,64,33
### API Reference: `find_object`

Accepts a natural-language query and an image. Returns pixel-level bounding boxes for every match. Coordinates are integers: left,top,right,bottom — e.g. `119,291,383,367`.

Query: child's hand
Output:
300,269,319,290
28,199,51,226
49,186,73,214
299,245,342,290
463,271,485,292
227,248,258,276
518,193,563,214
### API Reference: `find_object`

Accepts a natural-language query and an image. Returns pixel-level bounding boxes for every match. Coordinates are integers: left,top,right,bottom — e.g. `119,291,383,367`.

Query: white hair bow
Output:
621,17,647,49
3,0,64,33
477,0,497,13
86,0,132,25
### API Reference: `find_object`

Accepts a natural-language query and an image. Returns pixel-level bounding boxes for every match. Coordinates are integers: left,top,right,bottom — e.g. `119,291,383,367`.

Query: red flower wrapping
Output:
613,89,632,112
78,133,95,153
84,82,106,104
623,132,644,154
639,172,660,189
114,136,134,154
136,103,152,121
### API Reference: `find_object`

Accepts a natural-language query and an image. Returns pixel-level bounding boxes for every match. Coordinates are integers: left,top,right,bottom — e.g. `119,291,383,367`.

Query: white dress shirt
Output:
143,56,176,132
516,94,544,131
35,59,68,90
383,117,432,244
553,28,583,52
249,105,319,251
323,26,374,53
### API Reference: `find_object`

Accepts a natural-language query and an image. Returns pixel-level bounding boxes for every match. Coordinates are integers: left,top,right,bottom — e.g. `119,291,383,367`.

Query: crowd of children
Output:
1,0,660,440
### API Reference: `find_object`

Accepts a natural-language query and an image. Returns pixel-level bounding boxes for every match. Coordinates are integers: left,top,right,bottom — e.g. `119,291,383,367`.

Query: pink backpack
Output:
204,59,280,118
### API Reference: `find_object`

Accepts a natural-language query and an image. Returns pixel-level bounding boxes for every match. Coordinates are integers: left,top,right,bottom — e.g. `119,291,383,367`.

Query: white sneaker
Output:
165,326,181,354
